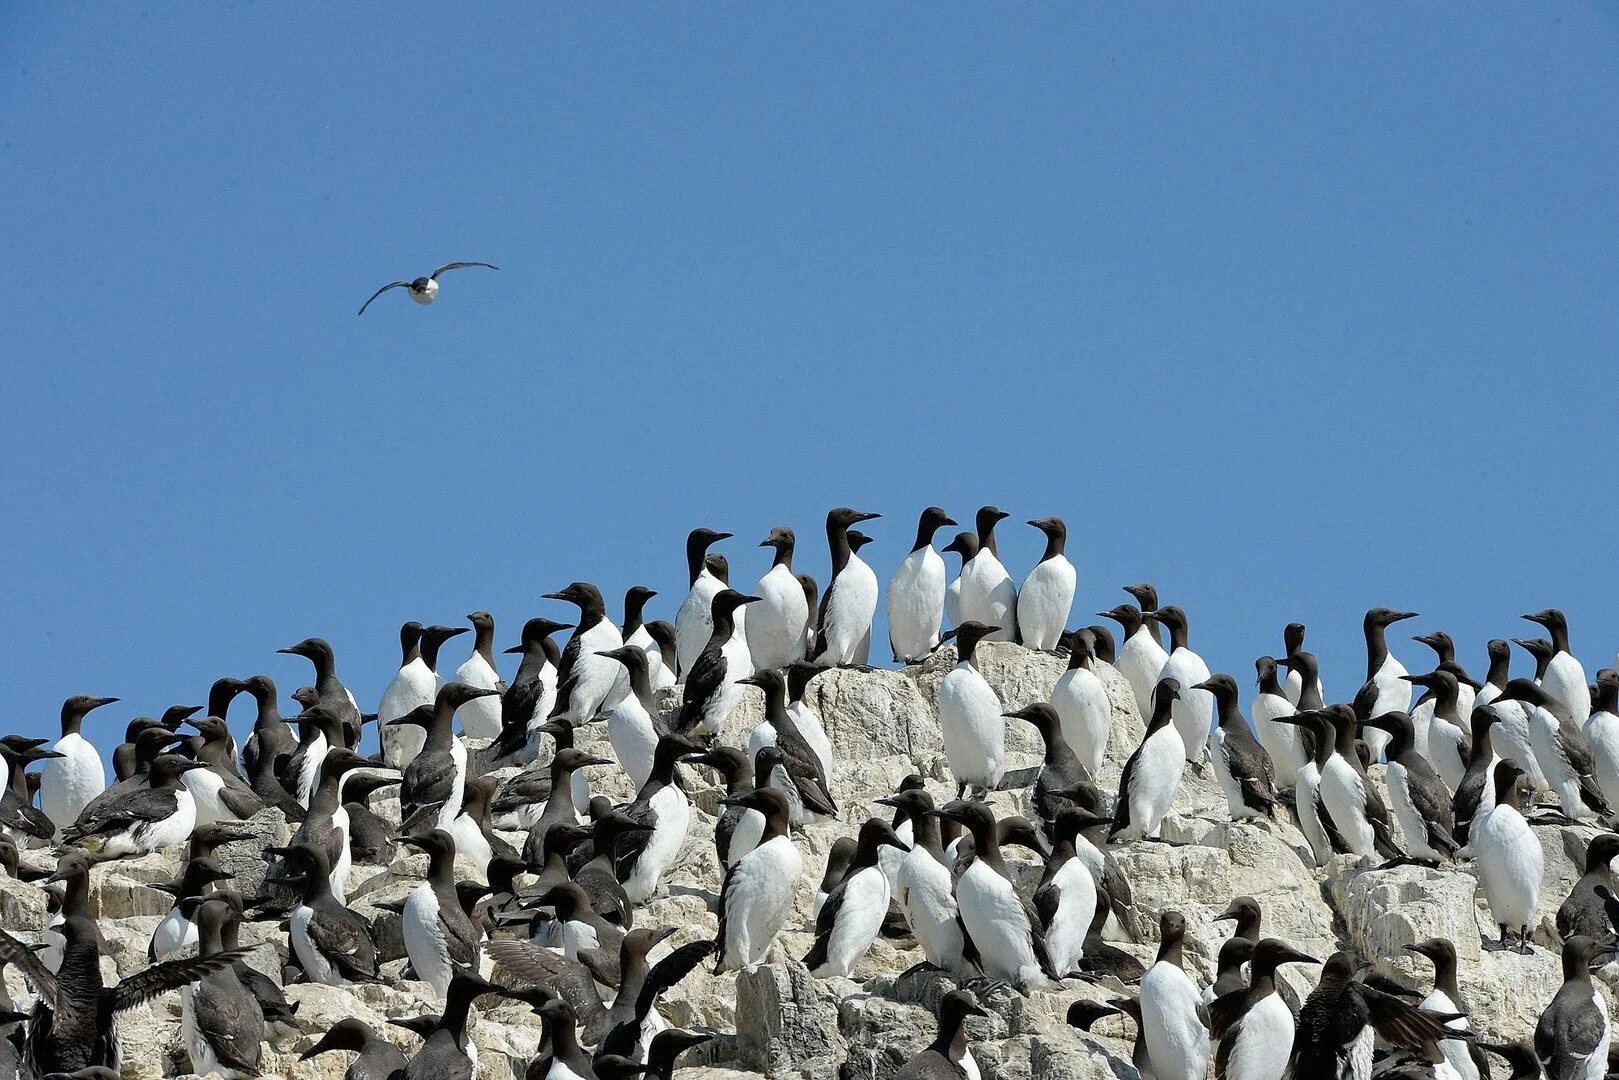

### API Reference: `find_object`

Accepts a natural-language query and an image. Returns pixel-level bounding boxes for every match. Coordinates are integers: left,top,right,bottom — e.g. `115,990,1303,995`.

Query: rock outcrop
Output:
3,642,1611,1079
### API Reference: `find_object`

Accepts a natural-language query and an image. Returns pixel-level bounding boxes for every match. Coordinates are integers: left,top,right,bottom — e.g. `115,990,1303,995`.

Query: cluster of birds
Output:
2,504,1618,1080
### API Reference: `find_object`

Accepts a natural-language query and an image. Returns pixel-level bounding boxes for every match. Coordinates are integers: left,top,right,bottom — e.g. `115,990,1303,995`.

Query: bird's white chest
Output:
1226,992,1293,1080
411,278,439,304
748,563,810,667
609,699,659,790
887,547,947,654
46,733,104,797
1140,961,1209,1079
291,904,341,985
958,552,1016,638
938,665,1005,783
1017,555,1076,649
823,556,879,658
956,860,1036,978
787,702,835,777
1319,757,1374,853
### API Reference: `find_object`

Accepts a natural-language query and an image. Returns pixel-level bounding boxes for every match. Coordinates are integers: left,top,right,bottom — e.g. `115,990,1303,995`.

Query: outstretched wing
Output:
357,281,410,315
431,261,499,279
486,938,608,1039
1362,984,1467,1058
111,949,253,1012
0,927,59,1007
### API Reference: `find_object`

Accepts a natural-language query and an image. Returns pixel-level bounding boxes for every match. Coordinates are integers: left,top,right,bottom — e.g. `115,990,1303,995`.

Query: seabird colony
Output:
2,505,1617,1080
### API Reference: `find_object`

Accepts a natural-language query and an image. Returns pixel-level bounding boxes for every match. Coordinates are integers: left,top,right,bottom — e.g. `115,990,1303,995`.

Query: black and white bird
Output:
1208,937,1318,1080
299,1017,408,1080
1404,937,1489,1080
1358,710,1459,866
1291,950,1464,1080
803,816,909,978
887,506,956,664
1197,674,1276,821
268,841,383,987
814,507,883,667
675,589,761,739
178,897,265,1080
546,581,629,727
61,753,207,859
932,798,1057,991
1535,935,1611,1080
893,989,989,1080
1109,677,1187,843
712,787,802,974
1139,910,1211,1080
398,829,484,999
673,528,734,680
877,786,966,978
356,261,498,314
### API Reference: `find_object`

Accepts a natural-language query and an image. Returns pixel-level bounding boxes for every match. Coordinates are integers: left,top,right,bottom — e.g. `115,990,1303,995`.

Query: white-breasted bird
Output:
39,695,118,841
887,507,956,664
1016,516,1075,651
356,262,497,315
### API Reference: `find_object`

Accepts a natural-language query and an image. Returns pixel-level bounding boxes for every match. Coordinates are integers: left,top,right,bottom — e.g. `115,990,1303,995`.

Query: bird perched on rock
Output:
893,989,989,1080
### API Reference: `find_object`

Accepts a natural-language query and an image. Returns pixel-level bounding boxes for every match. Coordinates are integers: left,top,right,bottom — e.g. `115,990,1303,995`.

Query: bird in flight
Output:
357,262,499,315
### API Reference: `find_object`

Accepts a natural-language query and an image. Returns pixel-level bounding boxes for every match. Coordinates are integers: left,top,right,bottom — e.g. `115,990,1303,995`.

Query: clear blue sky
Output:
4,6,1616,754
